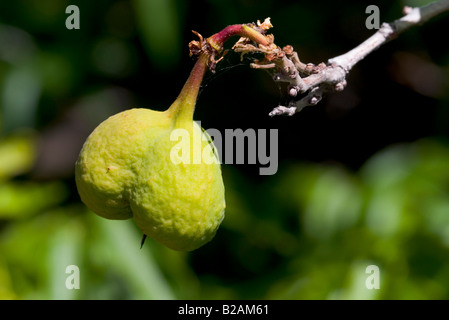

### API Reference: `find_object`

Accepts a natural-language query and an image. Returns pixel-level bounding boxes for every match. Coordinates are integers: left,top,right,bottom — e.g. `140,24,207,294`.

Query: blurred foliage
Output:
1,0,449,300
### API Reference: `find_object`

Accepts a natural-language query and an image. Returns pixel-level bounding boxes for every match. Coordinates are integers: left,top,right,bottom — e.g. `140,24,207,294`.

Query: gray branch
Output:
267,0,449,117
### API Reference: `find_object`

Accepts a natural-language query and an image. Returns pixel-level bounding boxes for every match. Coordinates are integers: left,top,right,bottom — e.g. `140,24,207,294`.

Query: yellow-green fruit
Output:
75,57,226,251
75,108,225,251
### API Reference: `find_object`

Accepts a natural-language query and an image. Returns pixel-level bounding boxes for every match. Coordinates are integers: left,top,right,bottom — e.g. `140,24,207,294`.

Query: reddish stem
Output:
168,23,269,124
168,53,209,124
208,24,269,52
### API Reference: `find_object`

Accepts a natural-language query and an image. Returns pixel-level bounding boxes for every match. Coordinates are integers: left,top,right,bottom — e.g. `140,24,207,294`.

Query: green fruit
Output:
75,57,225,251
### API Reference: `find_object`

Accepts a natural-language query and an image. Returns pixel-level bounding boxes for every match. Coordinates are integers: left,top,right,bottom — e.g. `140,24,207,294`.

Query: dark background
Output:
0,0,448,299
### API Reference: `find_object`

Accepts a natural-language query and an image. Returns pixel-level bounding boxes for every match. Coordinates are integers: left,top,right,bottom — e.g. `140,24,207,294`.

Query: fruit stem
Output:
208,24,269,52
168,23,269,124
168,53,209,125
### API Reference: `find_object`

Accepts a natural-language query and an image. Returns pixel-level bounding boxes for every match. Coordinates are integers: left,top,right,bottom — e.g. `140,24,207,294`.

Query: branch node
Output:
309,96,319,105
269,105,297,117
230,1,449,117
334,80,347,91
288,85,299,97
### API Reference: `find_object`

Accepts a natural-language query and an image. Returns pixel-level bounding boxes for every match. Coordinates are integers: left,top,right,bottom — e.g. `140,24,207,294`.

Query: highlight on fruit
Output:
75,19,274,251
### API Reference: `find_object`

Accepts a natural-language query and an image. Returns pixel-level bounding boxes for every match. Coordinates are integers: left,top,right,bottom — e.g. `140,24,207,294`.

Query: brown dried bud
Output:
189,40,202,57
257,17,273,31
189,30,205,57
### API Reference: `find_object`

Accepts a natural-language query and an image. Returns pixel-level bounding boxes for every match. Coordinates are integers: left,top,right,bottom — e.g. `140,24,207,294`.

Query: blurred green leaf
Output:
330,260,381,300
0,258,17,299
0,181,68,219
365,188,405,237
35,51,73,98
423,197,449,246
133,0,181,70
0,210,69,298
91,215,175,300
91,38,136,78
0,24,37,65
47,218,84,300
1,64,41,134
360,143,416,190
303,166,362,240
0,134,35,181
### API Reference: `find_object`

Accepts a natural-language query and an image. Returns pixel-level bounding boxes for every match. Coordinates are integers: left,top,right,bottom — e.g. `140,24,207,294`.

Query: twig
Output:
242,0,449,116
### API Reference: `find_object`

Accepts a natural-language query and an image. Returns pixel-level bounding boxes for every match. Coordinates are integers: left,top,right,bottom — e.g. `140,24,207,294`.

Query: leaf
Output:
91,215,175,300
0,258,17,300
46,219,84,300
0,181,68,219
0,134,35,182
133,0,181,70
303,166,362,241
0,65,42,134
